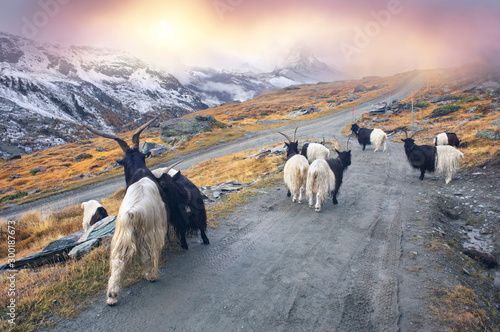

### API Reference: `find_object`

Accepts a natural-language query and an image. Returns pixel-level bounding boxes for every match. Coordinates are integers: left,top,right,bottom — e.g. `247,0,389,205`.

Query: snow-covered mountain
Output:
0,32,209,155
182,46,340,106
273,45,339,83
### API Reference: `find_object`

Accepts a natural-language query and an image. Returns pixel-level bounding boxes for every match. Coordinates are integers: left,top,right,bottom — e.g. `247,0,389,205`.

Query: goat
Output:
402,132,464,184
151,167,210,250
351,123,387,152
81,200,108,232
434,132,460,147
306,137,352,212
301,140,330,163
279,128,309,204
84,116,170,306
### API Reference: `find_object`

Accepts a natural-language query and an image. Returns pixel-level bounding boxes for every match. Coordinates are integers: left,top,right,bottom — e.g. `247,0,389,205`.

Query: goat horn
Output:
322,136,325,144
132,115,160,150
278,131,292,142
164,159,183,175
83,124,130,153
346,134,351,151
292,127,298,142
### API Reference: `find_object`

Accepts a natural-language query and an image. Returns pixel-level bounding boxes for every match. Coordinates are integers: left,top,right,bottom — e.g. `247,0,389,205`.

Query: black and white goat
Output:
151,166,209,250
402,132,464,184
279,128,309,204
301,139,330,163
81,200,108,232
351,123,387,152
85,117,170,306
306,137,352,212
434,132,460,148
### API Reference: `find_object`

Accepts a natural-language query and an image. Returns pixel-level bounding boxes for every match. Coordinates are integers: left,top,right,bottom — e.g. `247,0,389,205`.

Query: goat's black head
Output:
278,128,299,158
84,116,158,186
351,123,360,135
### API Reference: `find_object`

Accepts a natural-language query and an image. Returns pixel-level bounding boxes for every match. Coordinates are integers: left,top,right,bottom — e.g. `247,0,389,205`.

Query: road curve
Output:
0,73,426,221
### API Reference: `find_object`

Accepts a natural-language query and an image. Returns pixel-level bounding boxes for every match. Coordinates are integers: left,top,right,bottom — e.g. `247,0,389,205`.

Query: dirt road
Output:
41,74,439,331
48,141,432,331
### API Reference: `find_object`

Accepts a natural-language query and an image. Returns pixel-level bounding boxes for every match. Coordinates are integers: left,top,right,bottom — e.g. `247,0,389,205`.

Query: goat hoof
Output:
308,204,314,208
315,207,321,212
298,200,303,204
107,293,119,306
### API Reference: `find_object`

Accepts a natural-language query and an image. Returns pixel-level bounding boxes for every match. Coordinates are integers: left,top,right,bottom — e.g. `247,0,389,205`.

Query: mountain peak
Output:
273,44,338,83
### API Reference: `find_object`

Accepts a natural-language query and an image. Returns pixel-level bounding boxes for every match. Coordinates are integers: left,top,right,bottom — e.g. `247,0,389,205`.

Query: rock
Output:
9,174,22,179
467,106,477,114
492,119,500,127
475,130,500,141
348,93,361,101
160,118,212,142
28,188,41,195
139,142,156,154
150,146,167,157
68,238,101,259
4,154,21,161
463,248,499,268
95,146,106,152
194,114,216,123
488,103,500,110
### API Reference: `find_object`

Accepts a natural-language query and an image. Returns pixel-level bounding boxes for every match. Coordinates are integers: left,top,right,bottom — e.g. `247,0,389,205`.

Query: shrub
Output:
0,191,28,203
458,95,479,103
413,101,431,108
431,105,461,117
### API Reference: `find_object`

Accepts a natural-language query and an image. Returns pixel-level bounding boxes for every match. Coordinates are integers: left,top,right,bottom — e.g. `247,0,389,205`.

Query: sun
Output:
158,20,175,40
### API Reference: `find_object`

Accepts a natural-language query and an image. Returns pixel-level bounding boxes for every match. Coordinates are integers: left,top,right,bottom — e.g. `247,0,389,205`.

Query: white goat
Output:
279,129,310,204
107,178,167,305
81,200,108,232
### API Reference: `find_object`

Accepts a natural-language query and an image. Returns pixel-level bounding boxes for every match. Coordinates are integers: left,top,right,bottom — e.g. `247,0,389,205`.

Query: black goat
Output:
351,123,387,152
306,138,352,211
434,132,460,147
152,167,209,250
402,133,463,184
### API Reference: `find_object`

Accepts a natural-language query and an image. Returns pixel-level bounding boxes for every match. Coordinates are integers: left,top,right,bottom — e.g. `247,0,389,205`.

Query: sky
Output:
0,0,499,77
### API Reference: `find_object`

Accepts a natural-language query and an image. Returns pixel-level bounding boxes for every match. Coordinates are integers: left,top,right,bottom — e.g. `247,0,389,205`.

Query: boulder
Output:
160,118,212,142
139,142,156,154
475,130,500,140
353,85,368,93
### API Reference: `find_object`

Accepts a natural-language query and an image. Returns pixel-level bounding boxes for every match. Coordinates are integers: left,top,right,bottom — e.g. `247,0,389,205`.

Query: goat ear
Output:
116,159,124,165
401,139,405,142
335,149,340,154
173,172,181,181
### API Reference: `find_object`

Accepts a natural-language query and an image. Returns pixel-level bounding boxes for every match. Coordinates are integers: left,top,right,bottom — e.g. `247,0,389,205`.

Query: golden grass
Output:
429,286,499,332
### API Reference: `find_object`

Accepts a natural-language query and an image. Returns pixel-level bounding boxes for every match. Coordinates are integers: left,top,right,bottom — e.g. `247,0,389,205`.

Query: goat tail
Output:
110,211,137,264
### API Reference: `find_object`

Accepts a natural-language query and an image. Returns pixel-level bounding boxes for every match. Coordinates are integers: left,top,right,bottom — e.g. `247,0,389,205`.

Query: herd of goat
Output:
80,118,464,306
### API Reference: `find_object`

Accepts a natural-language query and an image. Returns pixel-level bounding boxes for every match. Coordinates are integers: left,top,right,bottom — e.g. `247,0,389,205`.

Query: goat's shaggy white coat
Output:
81,200,104,231
306,159,335,212
435,145,464,184
370,129,388,152
106,177,167,306
284,154,309,203
304,143,330,163
434,132,448,146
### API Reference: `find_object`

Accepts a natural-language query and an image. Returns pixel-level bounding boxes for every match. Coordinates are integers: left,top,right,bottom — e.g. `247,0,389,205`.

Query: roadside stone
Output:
492,119,500,127
28,188,41,195
95,146,106,152
160,118,212,142
139,142,156,154
68,238,100,259
476,130,500,141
